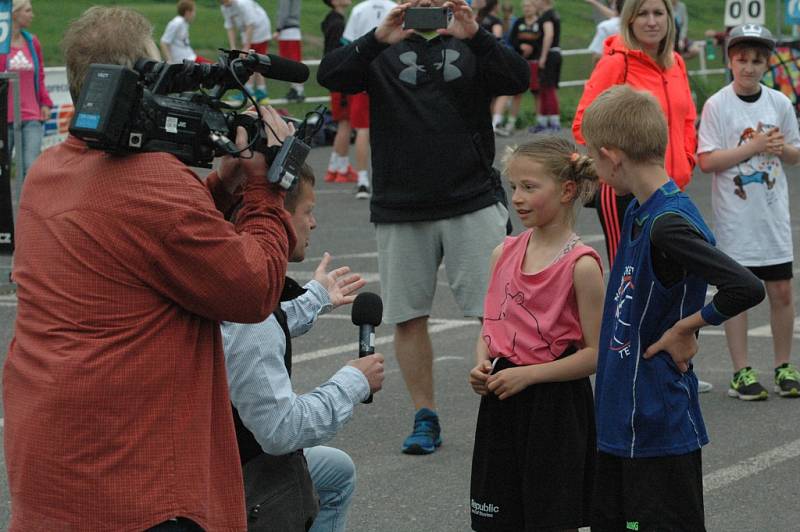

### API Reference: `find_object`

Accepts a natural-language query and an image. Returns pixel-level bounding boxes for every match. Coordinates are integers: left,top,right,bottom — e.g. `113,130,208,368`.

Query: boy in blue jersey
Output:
581,85,765,531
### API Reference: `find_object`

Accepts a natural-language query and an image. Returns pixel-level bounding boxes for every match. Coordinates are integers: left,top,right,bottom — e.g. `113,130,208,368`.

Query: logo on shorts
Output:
626,521,640,530
470,499,500,518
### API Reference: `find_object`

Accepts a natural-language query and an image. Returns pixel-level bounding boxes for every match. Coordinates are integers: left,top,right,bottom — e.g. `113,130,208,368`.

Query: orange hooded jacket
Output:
572,35,697,190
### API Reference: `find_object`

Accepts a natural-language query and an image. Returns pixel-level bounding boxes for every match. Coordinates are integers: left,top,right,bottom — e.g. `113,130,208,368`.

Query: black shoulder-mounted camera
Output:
69,49,314,189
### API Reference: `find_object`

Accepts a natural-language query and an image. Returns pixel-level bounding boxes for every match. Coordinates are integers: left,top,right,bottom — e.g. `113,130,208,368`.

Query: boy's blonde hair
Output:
581,84,667,164
502,135,598,206
620,0,675,69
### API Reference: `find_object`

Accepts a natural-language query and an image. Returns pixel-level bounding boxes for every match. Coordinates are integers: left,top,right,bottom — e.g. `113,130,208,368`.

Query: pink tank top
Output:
482,230,602,366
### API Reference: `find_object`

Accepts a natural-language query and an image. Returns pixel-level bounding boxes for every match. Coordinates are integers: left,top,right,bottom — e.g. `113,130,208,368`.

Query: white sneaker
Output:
697,379,713,393
355,185,370,199
493,124,512,137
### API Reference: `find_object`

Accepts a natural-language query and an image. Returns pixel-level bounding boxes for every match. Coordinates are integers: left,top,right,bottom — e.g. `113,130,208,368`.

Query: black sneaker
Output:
728,366,769,401
285,88,305,102
355,185,370,199
774,363,800,398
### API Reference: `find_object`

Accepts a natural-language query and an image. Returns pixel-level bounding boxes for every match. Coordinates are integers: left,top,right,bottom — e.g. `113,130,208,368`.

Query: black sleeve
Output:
321,15,345,56
509,19,523,54
317,29,389,94
650,213,765,322
465,27,530,96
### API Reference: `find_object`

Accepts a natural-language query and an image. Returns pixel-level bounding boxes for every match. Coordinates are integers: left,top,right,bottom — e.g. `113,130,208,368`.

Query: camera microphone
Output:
243,53,310,84
351,292,383,404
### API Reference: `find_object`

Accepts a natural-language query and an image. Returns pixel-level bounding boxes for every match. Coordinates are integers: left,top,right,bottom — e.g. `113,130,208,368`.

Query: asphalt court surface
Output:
1,131,799,530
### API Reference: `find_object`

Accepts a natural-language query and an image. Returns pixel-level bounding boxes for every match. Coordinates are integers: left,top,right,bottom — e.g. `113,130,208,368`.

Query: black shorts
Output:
538,49,562,88
747,262,793,281
470,355,596,531
591,450,706,532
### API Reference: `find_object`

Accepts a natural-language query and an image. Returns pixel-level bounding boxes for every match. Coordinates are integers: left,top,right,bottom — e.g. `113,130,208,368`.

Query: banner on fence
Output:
0,79,13,253
42,67,73,149
0,0,11,55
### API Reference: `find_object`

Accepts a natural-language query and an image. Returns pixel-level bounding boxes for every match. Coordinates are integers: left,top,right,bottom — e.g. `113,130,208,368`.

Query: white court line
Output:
703,438,800,493
306,234,605,263
293,318,475,364
702,317,800,339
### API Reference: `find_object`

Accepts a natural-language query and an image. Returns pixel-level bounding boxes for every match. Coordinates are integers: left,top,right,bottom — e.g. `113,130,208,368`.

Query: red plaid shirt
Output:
3,136,295,531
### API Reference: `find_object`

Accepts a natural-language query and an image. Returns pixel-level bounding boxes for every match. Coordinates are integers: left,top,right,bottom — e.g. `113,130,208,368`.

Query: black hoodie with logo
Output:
318,27,529,223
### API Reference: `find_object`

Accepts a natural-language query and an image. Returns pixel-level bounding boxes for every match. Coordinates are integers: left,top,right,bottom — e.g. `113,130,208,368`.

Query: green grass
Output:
25,0,785,122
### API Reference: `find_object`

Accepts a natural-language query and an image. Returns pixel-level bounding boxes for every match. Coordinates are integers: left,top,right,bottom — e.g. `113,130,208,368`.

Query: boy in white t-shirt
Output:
340,0,396,199
698,24,800,401
219,0,272,101
161,0,199,64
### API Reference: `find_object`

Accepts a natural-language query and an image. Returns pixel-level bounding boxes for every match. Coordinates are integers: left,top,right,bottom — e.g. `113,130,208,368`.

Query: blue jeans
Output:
305,446,356,532
7,120,43,206
8,120,43,177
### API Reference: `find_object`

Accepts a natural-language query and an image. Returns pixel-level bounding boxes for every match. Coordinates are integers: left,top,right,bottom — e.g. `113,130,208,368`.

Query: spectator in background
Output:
160,0,206,64
495,0,541,136
339,0,397,200
672,0,702,59
276,0,306,101
587,0,624,63
1,0,52,189
319,0,528,456
530,0,562,132
3,6,297,530
322,0,359,183
219,0,272,102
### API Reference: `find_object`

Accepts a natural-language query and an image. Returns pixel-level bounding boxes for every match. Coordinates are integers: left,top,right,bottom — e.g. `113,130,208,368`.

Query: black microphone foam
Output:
249,53,310,83
351,292,383,326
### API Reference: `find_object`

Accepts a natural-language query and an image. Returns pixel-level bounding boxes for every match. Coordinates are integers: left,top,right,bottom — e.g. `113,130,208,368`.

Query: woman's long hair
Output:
620,0,676,69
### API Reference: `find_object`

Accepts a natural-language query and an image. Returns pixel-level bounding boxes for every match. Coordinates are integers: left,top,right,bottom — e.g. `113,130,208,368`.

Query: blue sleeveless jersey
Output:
596,181,714,458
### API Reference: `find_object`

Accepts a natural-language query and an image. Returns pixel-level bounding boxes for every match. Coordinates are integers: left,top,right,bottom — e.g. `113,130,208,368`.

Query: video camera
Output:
69,49,314,189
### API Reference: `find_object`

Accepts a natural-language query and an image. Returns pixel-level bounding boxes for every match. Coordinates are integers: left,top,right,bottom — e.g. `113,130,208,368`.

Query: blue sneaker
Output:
401,408,442,455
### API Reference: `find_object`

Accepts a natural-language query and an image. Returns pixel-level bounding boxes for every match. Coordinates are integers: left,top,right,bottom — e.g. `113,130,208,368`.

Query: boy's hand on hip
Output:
643,323,698,373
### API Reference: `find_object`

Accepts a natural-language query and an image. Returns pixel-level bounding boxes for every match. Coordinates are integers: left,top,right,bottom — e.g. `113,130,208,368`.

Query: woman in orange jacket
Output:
572,0,696,263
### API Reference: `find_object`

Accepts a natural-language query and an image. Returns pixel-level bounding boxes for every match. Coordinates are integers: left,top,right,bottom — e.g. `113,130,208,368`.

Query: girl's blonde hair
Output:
620,0,675,69
502,135,598,206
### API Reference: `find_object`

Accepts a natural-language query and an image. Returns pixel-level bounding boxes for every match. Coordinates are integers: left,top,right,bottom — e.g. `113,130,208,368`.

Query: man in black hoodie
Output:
318,0,528,455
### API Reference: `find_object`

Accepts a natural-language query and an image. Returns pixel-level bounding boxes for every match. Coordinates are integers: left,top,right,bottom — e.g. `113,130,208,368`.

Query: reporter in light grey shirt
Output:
221,167,385,532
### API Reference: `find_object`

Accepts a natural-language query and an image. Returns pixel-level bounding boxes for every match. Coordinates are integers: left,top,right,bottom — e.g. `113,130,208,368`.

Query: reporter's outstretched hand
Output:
313,252,367,308
218,105,296,192
348,353,385,394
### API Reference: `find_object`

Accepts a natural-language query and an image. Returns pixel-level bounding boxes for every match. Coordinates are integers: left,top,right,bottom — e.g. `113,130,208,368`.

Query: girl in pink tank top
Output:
469,135,606,531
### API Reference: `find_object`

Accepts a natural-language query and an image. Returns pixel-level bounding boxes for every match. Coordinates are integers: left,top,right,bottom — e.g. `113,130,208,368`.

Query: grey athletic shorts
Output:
376,203,508,325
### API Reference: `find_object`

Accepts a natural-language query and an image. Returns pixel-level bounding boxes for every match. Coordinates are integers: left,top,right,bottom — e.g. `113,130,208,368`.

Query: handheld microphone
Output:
243,53,310,83
351,292,383,404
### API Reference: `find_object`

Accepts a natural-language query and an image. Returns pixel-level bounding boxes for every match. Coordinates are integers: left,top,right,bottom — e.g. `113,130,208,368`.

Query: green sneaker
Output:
774,363,800,398
728,367,768,401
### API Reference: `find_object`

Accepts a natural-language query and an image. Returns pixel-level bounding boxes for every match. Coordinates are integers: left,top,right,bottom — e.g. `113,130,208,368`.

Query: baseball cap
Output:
726,24,776,52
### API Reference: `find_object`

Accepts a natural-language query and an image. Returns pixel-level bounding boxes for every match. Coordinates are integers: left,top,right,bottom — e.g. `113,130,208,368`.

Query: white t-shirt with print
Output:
161,15,196,63
221,0,272,45
343,0,397,43
698,83,800,266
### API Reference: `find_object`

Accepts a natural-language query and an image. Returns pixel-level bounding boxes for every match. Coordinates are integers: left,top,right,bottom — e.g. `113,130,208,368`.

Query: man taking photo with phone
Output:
318,0,528,456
